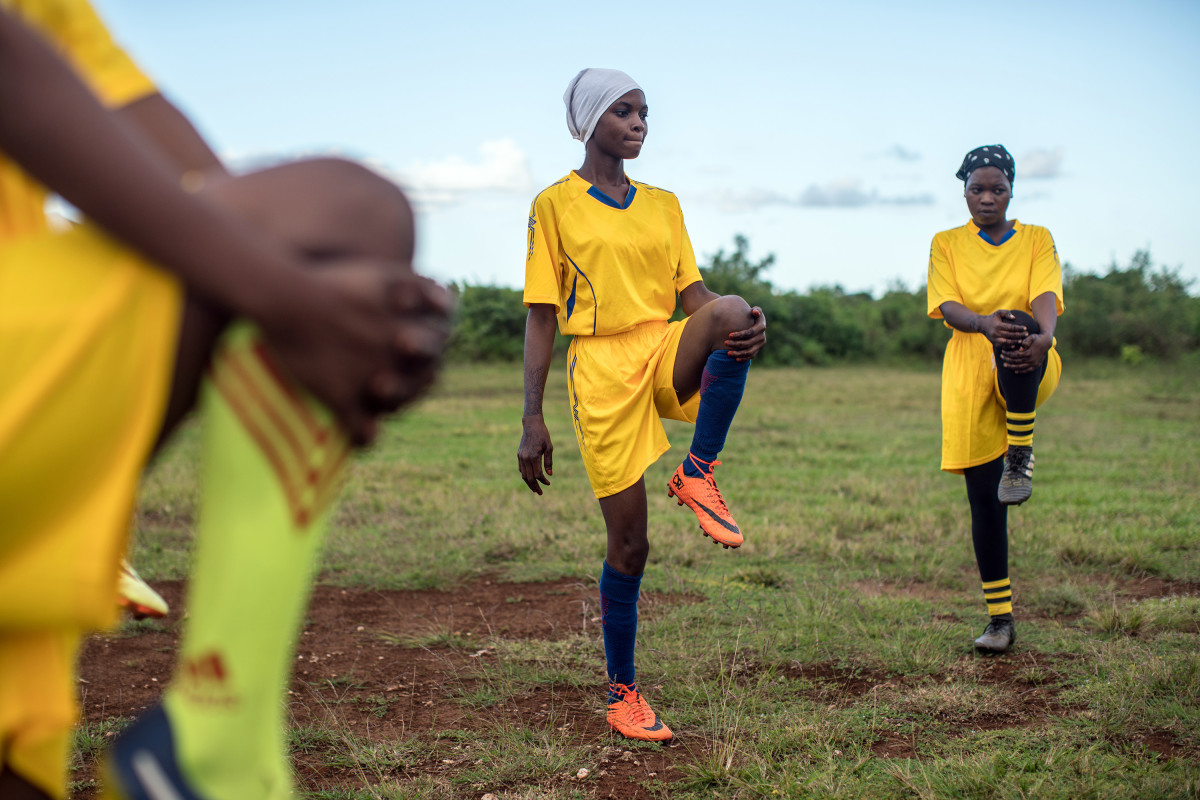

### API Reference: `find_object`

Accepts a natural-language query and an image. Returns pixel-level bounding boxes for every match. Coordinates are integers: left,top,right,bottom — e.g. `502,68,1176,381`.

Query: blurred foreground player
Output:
0,3,449,798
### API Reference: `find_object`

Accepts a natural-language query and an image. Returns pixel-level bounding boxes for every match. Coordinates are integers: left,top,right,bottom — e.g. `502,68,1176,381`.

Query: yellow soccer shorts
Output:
0,224,181,795
939,329,1061,473
567,319,700,498
0,631,81,799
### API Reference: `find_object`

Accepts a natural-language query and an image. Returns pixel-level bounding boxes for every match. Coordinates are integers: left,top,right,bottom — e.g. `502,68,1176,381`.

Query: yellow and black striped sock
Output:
1007,410,1036,448
982,578,1013,616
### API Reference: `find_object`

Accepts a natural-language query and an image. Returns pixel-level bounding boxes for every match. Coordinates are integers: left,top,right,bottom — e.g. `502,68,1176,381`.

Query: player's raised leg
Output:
104,159,437,800
666,295,759,548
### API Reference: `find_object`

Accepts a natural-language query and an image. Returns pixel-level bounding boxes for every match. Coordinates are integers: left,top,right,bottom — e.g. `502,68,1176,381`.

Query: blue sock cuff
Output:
600,561,641,603
707,349,751,375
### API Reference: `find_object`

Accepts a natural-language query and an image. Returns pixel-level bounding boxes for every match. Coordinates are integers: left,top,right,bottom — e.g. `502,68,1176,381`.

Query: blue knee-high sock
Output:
683,350,750,477
599,561,640,700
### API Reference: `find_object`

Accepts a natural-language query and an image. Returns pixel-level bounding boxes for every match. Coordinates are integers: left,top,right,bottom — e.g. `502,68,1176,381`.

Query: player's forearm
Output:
680,282,720,316
939,301,986,334
117,93,227,178
0,10,305,323
522,306,557,417
1031,292,1057,338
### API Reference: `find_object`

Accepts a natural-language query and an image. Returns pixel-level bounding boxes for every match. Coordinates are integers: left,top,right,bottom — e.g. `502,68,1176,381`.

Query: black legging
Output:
967,309,1049,588
993,309,1046,413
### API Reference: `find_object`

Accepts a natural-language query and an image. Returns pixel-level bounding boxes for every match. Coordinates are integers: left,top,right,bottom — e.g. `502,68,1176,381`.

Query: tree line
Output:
446,236,1199,365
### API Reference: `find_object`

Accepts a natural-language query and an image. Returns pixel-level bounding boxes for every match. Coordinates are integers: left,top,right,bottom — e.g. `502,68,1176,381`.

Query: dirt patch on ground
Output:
74,577,704,799
71,577,1193,796
1116,576,1200,600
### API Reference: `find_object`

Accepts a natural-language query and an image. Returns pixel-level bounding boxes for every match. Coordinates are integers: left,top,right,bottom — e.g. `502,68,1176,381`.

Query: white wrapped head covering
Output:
563,68,642,144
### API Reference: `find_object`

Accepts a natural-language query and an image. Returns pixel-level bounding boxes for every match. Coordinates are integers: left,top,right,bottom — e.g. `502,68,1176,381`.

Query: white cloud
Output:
705,178,933,212
712,187,791,213
799,178,873,207
384,139,533,208
1020,147,1065,179
223,140,535,211
882,144,921,162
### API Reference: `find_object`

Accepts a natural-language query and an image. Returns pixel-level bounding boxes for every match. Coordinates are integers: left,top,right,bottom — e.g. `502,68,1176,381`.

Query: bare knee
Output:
707,295,753,348
608,535,649,575
204,157,414,263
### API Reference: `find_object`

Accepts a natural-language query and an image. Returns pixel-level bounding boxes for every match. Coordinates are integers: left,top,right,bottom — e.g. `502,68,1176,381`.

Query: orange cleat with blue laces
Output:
667,455,742,548
606,683,673,741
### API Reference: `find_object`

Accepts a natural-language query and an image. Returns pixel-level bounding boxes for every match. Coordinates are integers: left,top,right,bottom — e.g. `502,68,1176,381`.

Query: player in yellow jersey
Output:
518,69,767,741
927,144,1064,654
0,4,449,799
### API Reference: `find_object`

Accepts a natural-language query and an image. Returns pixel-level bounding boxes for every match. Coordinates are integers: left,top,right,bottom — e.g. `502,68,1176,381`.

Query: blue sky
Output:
94,0,1200,296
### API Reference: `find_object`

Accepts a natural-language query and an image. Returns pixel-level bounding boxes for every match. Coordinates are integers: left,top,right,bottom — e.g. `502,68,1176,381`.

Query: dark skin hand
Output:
939,291,1057,375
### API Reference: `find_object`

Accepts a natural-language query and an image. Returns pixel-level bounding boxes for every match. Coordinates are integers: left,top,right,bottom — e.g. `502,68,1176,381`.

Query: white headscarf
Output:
563,68,642,144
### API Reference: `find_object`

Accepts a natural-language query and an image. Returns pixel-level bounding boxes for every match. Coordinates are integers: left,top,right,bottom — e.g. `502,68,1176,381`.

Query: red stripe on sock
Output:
212,362,306,525
252,341,324,437
225,347,311,468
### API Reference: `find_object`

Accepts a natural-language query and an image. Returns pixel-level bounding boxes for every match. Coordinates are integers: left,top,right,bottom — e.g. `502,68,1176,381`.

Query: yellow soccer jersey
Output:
523,171,703,337
0,0,156,240
927,220,1065,322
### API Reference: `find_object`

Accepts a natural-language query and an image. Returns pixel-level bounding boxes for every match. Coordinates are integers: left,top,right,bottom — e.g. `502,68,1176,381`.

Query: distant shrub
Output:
444,242,1196,365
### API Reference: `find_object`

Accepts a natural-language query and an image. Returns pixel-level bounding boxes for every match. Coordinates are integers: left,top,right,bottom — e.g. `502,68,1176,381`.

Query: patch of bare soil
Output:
1116,576,1200,600
73,577,703,799
70,576,1196,795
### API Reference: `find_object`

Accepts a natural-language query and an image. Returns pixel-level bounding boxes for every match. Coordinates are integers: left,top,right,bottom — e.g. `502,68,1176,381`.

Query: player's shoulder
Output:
533,174,580,202
932,222,973,246
631,179,683,215
631,178,678,200
1016,221,1053,239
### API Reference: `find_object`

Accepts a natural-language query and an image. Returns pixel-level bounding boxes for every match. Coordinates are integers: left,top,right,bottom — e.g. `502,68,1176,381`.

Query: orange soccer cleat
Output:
606,683,673,741
667,455,742,548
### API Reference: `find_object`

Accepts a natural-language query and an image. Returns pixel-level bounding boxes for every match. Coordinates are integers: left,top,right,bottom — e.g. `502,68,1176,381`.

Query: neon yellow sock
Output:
163,323,348,799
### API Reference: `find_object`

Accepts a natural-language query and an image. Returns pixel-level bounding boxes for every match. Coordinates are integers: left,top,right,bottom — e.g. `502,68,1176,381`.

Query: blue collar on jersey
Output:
588,184,637,209
977,225,1017,246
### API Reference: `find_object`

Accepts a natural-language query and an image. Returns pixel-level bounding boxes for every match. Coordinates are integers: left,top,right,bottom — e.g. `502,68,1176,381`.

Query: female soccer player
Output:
927,144,1064,654
518,68,766,740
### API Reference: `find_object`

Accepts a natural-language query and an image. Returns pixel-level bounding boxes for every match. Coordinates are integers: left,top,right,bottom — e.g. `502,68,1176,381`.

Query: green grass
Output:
128,361,1200,798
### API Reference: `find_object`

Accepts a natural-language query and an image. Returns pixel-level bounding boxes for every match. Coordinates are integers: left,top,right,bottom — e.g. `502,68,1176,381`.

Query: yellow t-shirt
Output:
0,0,157,240
927,220,1064,321
523,171,702,337
926,220,1065,472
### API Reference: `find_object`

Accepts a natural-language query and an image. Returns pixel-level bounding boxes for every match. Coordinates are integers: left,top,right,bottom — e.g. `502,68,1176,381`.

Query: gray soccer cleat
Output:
998,446,1034,505
974,616,1016,653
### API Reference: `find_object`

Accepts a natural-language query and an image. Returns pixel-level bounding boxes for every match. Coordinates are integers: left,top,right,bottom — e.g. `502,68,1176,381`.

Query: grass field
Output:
92,361,1200,799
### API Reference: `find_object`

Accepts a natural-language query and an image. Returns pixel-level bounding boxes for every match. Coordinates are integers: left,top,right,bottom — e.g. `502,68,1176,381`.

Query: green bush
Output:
443,240,1196,366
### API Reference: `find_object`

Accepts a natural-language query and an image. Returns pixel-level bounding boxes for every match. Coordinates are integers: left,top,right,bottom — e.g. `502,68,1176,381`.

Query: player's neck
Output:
577,153,627,196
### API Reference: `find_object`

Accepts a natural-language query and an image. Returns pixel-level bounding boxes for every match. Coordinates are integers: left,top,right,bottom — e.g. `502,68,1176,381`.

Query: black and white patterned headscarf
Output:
956,144,1015,186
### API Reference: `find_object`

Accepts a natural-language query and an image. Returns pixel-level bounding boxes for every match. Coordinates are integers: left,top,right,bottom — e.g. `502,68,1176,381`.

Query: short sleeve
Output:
926,234,960,319
522,192,562,311
673,203,702,294
57,0,157,109
1029,228,1065,315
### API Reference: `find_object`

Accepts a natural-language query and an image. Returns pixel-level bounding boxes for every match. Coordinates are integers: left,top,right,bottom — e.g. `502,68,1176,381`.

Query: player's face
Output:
590,89,648,160
964,166,1012,227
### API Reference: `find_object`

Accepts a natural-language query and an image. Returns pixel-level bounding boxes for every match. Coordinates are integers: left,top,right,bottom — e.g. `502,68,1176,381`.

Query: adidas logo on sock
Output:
179,650,240,708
